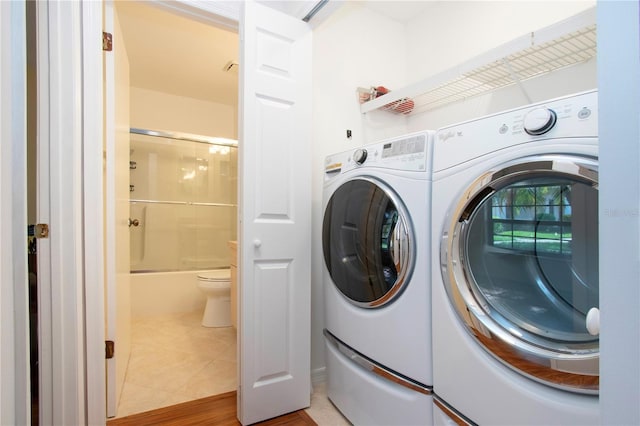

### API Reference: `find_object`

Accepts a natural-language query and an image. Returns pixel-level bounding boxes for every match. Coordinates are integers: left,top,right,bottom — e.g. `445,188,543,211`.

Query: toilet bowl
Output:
197,269,231,327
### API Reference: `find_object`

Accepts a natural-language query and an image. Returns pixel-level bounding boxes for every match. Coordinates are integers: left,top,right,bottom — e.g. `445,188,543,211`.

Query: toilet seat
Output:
197,269,230,282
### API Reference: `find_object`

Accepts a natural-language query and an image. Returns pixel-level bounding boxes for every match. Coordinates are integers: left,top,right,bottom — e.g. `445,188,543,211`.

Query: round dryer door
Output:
442,154,599,394
323,177,413,308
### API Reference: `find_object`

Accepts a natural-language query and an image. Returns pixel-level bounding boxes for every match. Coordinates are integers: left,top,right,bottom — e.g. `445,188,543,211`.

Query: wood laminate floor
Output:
107,391,317,426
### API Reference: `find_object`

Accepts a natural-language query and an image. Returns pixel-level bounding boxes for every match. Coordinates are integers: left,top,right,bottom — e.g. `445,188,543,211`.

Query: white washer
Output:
431,90,600,425
322,131,435,425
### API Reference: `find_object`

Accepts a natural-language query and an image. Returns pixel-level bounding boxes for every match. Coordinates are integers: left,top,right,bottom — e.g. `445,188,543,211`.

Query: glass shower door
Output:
128,130,238,272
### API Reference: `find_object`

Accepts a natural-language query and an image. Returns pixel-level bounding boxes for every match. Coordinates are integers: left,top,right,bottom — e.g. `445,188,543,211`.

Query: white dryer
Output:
322,131,434,425
431,90,600,425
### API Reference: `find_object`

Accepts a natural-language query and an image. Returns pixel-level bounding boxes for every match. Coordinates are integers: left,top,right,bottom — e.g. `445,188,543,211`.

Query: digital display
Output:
381,135,426,158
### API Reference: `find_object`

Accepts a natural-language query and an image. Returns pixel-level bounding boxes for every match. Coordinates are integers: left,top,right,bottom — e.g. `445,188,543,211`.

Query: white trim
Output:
37,1,87,424
82,1,106,423
103,0,117,415
598,1,640,424
35,1,53,421
0,1,30,424
156,0,240,30
311,367,326,386
83,1,241,423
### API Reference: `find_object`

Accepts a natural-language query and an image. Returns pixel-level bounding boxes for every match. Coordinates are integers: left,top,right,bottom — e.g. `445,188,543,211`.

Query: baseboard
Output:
311,366,326,386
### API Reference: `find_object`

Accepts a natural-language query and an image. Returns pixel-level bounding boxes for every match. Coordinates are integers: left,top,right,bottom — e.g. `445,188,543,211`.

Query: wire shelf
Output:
360,8,596,116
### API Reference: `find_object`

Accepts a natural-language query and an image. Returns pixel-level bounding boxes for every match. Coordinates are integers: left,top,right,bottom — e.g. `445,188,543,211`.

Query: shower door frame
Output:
127,128,239,274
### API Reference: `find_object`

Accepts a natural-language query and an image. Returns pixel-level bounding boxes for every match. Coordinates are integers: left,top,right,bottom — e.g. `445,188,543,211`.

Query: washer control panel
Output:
354,133,427,171
324,131,431,179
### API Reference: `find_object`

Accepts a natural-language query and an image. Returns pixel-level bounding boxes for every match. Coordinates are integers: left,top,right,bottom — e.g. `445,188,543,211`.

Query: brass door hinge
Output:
103,32,113,51
105,340,115,359
34,224,49,239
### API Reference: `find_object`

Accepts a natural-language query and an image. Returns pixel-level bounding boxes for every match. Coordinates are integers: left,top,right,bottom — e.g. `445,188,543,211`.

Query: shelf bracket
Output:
501,58,532,104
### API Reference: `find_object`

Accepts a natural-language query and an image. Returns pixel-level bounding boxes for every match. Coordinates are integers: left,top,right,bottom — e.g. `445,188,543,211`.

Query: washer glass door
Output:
323,177,413,308
443,154,599,393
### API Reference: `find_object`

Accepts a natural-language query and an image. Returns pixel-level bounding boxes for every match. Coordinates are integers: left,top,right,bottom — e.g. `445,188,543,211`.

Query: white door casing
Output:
35,1,93,424
0,1,29,424
81,0,107,423
104,0,132,417
238,2,312,424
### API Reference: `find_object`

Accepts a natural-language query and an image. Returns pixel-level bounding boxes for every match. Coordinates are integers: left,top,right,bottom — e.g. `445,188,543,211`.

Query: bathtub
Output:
130,270,213,318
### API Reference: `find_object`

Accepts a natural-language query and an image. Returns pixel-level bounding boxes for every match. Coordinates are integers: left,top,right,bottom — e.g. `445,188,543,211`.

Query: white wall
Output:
407,60,597,131
310,0,598,376
597,1,640,424
312,2,409,149
405,0,596,129
405,1,595,82
130,87,237,139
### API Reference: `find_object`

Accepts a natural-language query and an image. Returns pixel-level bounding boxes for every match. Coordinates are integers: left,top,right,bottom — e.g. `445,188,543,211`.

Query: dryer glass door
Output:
443,154,599,394
323,177,413,308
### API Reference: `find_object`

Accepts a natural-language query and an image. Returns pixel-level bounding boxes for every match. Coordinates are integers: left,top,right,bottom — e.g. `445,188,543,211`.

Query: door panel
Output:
239,1,312,424
105,1,131,417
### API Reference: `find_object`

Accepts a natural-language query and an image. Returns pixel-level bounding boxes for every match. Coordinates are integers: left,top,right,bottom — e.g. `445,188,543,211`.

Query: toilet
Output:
197,269,232,327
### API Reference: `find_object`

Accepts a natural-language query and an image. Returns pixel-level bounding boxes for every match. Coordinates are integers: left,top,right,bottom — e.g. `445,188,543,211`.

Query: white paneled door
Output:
104,1,132,418
238,2,312,424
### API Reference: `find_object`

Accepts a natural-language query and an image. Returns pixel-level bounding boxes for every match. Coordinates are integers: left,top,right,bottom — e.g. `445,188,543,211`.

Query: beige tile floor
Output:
307,381,351,425
116,311,237,417
116,311,350,425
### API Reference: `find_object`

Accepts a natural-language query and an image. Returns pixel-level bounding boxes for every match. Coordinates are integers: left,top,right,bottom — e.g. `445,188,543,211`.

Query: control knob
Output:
523,107,557,135
353,148,368,165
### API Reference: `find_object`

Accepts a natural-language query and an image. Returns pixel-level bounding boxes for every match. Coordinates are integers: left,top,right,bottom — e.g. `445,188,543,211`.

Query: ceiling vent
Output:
223,61,239,74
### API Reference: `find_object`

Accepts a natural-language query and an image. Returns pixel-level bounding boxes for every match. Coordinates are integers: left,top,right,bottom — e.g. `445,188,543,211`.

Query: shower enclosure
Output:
129,128,238,273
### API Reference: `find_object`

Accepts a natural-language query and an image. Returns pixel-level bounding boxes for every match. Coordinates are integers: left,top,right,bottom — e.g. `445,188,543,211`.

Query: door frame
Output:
38,1,313,423
92,1,241,422
33,1,104,424
0,1,29,424
35,1,243,424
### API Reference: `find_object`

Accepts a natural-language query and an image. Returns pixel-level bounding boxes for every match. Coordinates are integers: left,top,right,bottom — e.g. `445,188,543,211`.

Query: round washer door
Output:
442,154,599,394
323,177,414,308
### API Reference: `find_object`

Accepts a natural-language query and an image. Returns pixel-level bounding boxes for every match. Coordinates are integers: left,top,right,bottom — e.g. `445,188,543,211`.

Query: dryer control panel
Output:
433,90,598,173
324,131,433,180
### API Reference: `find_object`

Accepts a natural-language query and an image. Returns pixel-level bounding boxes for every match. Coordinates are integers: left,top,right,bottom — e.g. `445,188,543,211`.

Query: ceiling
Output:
115,1,434,107
116,1,240,107
362,1,435,22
